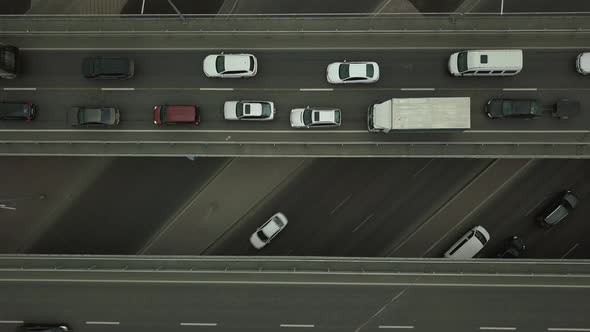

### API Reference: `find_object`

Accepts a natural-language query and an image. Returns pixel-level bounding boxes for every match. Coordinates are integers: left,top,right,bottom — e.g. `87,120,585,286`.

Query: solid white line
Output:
548,329,590,332
141,0,146,14
561,243,580,259
85,321,120,325
1,129,590,134
280,324,315,328
100,87,135,91
0,321,24,324
180,322,218,326
199,87,234,91
480,327,516,331
299,88,334,91
379,326,414,329
3,87,37,91
502,88,538,91
500,0,504,15
20,46,590,51
400,88,435,91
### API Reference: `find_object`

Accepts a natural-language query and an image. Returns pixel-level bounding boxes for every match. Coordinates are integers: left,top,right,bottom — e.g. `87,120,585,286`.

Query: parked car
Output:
576,52,590,75
153,105,199,125
0,102,37,121
0,44,19,79
444,225,490,259
496,236,526,258
485,98,542,119
290,107,341,128
250,212,288,249
203,53,257,78
82,56,134,79
69,106,120,127
326,61,379,84
537,190,579,228
223,100,275,120
19,324,69,332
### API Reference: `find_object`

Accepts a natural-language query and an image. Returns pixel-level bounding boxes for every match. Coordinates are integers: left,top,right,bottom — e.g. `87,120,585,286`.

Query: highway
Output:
1,256,590,332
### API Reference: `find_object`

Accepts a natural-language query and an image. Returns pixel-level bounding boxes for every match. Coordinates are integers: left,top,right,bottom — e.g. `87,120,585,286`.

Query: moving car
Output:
69,106,120,127
290,107,341,128
576,52,590,75
0,44,19,79
153,105,199,125
485,98,542,119
537,190,579,228
444,225,490,259
496,236,526,258
223,100,275,120
250,212,288,249
448,49,523,76
326,61,379,84
82,56,134,79
203,53,257,78
18,324,69,332
0,102,37,121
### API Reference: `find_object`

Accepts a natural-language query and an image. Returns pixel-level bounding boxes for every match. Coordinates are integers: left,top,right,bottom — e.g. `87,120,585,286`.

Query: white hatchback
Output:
250,212,288,249
326,61,379,84
444,226,490,259
203,53,257,78
290,107,341,128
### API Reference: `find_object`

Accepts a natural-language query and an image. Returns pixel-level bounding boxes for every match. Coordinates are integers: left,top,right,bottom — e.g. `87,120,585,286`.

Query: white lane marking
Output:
502,88,538,91
199,88,234,91
20,46,590,51
353,213,374,233
280,324,315,328
330,193,352,215
412,159,434,177
3,87,37,91
526,196,547,216
548,329,590,331
2,129,590,134
500,0,504,15
400,88,435,91
480,327,516,331
141,0,146,14
374,0,392,15
180,322,218,326
100,88,135,91
85,321,120,325
379,326,414,329
0,321,24,324
299,88,333,91
561,243,580,259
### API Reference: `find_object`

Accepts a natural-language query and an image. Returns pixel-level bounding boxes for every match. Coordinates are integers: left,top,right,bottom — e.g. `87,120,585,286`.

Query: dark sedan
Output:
69,106,120,127
496,236,526,258
537,190,579,228
485,98,542,119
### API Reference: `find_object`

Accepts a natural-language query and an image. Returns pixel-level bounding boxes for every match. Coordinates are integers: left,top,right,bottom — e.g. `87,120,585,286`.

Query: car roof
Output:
224,54,249,70
312,109,337,124
242,102,263,116
347,63,368,78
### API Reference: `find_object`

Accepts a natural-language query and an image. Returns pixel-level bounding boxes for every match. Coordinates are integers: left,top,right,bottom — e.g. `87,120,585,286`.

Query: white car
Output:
444,226,490,259
223,101,275,121
250,212,288,249
576,52,590,75
203,53,257,78
290,107,341,128
326,61,379,84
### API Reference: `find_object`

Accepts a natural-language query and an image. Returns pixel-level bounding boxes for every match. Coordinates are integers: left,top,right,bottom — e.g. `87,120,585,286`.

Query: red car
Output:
153,105,199,125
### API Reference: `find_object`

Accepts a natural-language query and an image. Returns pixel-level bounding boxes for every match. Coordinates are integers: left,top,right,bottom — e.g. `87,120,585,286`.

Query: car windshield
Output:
302,109,313,125
366,64,374,77
261,103,272,117
546,205,568,225
236,102,244,118
0,48,16,71
215,55,225,73
160,105,168,122
457,51,468,72
249,56,255,71
339,64,350,79
474,230,488,245
256,229,269,242
334,110,341,124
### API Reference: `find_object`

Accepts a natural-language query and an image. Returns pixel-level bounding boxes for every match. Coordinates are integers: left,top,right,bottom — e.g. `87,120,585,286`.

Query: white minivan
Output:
448,50,523,76
444,225,490,259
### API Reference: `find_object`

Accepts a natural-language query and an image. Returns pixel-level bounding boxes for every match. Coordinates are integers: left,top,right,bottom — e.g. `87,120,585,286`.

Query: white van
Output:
448,50,523,76
444,226,490,259
576,53,590,75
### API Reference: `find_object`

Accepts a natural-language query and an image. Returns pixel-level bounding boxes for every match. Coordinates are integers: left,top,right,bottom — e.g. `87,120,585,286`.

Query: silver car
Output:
290,107,341,128
250,212,288,249
224,101,275,121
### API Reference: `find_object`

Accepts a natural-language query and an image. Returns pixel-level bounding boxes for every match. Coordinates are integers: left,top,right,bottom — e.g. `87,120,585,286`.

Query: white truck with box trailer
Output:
367,97,471,133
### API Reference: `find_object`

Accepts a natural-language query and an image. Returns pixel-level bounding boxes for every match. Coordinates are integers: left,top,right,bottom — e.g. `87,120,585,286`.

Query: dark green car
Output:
485,99,542,119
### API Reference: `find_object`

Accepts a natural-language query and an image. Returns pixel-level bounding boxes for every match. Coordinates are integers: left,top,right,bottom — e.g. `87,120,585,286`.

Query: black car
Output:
69,106,120,127
496,236,526,258
82,56,134,79
0,45,19,79
485,98,542,119
19,324,69,332
537,190,579,228
0,102,37,121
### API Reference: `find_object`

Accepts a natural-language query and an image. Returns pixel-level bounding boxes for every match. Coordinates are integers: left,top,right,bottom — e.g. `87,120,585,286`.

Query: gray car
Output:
69,107,120,127
537,191,579,228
